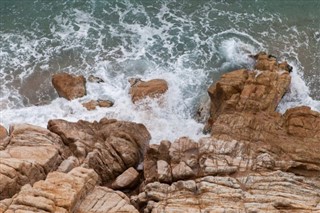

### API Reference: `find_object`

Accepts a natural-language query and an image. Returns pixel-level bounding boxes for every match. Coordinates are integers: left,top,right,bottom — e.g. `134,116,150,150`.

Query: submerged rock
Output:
129,78,168,103
82,99,114,110
52,72,87,100
88,74,104,83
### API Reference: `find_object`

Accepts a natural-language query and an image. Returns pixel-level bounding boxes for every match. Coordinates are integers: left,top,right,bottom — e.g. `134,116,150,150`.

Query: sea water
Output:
0,0,319,143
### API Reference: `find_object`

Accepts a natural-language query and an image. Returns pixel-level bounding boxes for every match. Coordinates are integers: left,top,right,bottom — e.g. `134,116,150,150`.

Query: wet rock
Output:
129,78,168,103
52,72,86,100
88,74,104,83
82,99,114,111
111,167,140,190
0,124,70,199
48,118,151,184
0,125,9,150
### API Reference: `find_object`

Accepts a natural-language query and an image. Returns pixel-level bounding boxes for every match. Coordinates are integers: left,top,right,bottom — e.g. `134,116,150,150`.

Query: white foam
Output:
277,60,320,113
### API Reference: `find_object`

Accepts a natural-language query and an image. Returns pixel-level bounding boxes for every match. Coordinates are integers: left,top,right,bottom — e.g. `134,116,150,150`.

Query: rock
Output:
48,118,151,184
133,171,320,212
129,78,168,103
0,125,9,150
0,167,99,212
82,99,114,111
76,186,139,213
88,74,104,83
0,125,8,141
143,135,320,185
0,124,70,199
52,72,86,100
111,167,140,190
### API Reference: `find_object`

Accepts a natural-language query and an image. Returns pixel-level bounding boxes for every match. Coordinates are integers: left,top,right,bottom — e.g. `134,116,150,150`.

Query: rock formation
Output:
0,124,69,200
52,73,87,100
129,78,168,103
47,118,151,184
1,52,320,213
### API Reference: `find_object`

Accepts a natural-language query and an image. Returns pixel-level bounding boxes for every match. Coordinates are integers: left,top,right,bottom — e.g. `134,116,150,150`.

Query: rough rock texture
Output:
129,78,168,103
205,53,291,132
0,167,99,213
0,124,69,200
111,167,140,190
143,136,320,184
203,52,320,176
133,171,320,213
76,186,139,213
82,99,114,111
48,118,151,184
136,52,320,212
0,125,9,150
52,72,86,100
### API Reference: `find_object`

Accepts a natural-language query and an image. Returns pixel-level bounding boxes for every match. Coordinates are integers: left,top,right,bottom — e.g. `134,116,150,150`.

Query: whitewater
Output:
0,0,319,144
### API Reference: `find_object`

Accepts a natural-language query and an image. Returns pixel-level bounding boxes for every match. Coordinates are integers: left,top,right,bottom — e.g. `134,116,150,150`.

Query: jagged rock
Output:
52,72,86,100
204,52,292,133
201,52,320,176
82,99,114,111
143,135,320,185
76,186,139,213
0,124,70,199
88,75,104,83
111,167,139,190
0,167,99,213
129,78,168,103
133,171,320,212
48,118,151,184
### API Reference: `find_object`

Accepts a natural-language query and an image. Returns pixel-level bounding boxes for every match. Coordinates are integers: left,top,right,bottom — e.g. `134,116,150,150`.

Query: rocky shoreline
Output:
0,52,319,212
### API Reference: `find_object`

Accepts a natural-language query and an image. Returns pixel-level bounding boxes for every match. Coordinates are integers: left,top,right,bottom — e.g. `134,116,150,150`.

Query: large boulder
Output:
129,78,168,103
52,72,86,100
0,124,70,200
48,118,151,184
204,54,291,132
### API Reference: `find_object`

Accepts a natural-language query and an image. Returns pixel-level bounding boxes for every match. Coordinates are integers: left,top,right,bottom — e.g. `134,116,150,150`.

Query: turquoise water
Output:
0,0,319,143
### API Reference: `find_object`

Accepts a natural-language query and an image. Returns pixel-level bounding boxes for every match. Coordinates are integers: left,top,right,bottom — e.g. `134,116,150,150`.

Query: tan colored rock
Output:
0,125,9,150
82,99,113,111
76,187,139,213
48,118,151,184
133,171,320,213
129,78,168,103
1,167,98,213
111,167,139,190
143,135,320,185
0,125,7,141
52,72,86,100
0,124,70,200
